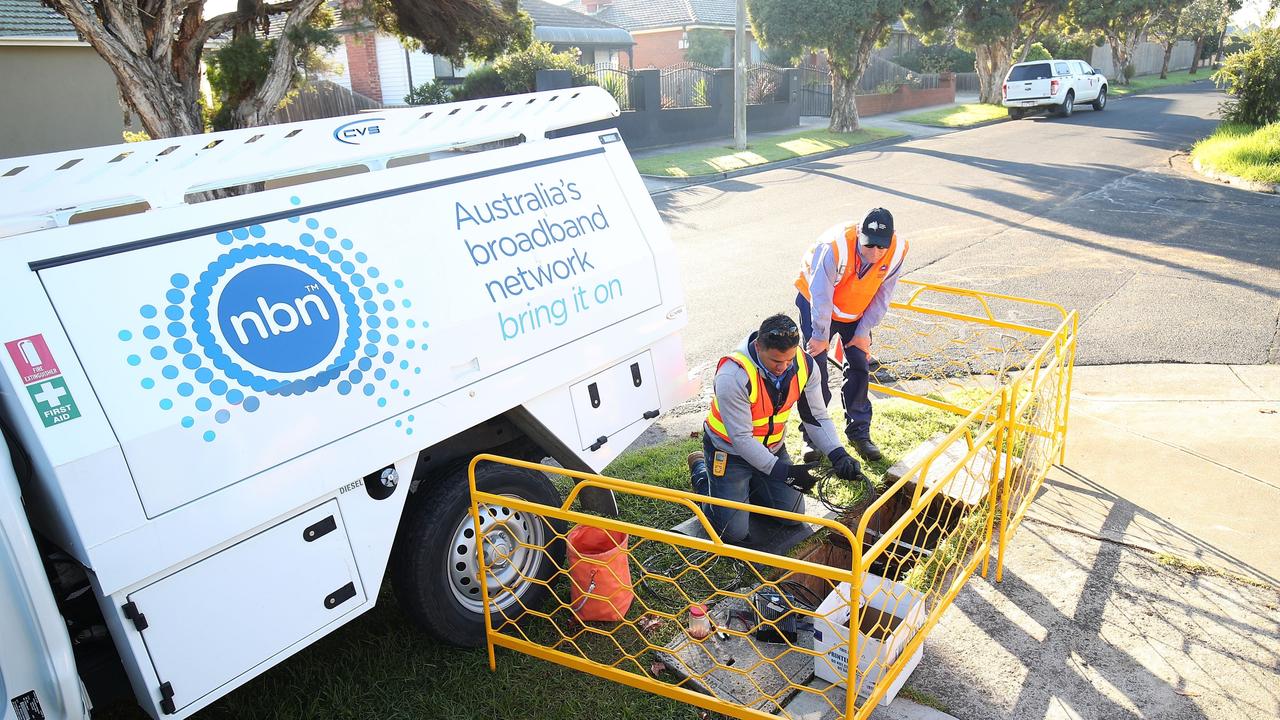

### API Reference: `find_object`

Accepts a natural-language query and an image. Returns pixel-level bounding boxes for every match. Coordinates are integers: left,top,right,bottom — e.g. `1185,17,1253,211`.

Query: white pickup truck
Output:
0,87,695,719
1002,59,1108,119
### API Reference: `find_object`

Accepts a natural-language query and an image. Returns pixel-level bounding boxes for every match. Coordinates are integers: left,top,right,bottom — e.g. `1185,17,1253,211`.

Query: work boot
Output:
687,451,705,471
850,437,883,462
688,451,707,493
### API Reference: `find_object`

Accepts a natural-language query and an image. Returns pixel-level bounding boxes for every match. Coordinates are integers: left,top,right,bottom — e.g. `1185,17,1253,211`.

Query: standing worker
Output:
688,314,865,545
795,208,908,462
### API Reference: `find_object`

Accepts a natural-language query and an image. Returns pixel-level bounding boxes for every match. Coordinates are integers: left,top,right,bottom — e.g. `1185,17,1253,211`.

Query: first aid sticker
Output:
26,377,81,427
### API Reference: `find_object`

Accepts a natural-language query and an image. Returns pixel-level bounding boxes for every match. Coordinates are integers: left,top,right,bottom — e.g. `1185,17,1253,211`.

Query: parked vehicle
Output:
0,87,694,719
1002,59,1108,119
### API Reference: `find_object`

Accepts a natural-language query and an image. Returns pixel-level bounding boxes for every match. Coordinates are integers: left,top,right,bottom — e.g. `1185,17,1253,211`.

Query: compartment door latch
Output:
122,601,148,632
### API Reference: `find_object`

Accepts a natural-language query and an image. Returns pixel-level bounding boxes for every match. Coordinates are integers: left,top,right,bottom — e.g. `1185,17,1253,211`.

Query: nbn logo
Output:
333,117,384,145
217,264,340,373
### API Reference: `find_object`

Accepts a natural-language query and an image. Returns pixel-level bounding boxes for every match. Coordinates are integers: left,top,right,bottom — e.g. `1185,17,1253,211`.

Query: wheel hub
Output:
447,497,546,614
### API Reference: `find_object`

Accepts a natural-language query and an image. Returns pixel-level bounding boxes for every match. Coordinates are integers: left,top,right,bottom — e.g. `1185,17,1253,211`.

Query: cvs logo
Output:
217,264,340,373
333,117,385,145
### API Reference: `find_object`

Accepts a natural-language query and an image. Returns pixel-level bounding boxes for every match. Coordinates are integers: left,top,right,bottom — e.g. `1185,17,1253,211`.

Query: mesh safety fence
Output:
469,280,1076,719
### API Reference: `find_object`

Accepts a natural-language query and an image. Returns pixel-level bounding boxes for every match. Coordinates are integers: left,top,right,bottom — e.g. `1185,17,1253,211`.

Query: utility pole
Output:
734,0,747,151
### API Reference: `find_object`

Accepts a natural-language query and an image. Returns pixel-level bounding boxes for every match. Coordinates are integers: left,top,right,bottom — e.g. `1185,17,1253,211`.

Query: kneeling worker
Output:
689,314,865,544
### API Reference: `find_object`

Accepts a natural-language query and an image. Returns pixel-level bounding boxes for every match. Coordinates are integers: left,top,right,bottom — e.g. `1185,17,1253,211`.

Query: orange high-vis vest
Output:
795,223,908,323
705,351,810,450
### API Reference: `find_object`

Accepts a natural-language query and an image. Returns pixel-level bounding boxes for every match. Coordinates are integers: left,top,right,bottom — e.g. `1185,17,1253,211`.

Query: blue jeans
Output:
690,434,802,544
795,292,872,440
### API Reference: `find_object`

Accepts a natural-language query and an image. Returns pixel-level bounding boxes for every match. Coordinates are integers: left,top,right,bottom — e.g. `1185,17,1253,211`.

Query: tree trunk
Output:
827,32,880,133
1160,41,1174,79
1189,37,1205,74
975,40,1013,105
829,63,862,132
1109,35,1130,85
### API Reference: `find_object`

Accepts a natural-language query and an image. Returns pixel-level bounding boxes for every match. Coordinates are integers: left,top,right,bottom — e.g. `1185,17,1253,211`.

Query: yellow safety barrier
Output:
468,280,1076,719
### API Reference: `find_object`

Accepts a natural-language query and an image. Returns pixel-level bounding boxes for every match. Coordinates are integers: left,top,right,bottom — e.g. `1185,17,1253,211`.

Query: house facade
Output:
330,0,634,107
568,0,762,68
0,0,131,158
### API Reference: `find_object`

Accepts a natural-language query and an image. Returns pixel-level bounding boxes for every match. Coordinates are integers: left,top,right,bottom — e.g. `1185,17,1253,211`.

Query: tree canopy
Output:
748,0,905,131
45,0,532,138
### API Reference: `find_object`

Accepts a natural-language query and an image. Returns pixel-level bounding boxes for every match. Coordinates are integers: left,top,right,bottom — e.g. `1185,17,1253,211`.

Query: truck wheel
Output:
1092,87,1107,111
391,461,565,647
1008,108,1025,120
1057,92,1074,118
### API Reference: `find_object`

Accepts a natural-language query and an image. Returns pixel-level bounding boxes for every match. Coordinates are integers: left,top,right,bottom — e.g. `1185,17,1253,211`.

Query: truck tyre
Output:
391,461,565,647
1057,92,1074,118
1092,87,1107,111
1008,108,1025,120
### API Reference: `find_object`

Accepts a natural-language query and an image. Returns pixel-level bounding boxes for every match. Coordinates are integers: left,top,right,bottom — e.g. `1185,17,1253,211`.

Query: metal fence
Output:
469,280,1077,719
798,59,943,117
659,63,717,109
268,80,383,124
746,64,790,104
573,66,641,111
954,72,981,95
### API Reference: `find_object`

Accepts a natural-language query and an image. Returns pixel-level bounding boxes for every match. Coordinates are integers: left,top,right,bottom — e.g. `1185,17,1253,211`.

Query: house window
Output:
433,55,459,79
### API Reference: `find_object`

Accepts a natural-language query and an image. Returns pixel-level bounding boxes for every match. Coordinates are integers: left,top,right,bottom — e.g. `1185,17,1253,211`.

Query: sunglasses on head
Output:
762,325,800,343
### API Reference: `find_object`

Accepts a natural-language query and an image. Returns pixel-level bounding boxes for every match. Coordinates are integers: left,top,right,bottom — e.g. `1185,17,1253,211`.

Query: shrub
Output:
897,45,975,73
1014,42,1053,62
493,41,586,94
404,79,453,106
1214,24,1280,126
685,29,730,67
450,66,507,101
594,71,631,108
692,76,709,107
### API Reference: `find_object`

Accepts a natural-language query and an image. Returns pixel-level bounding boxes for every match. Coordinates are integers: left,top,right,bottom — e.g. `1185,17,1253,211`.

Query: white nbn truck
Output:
0,88,694,719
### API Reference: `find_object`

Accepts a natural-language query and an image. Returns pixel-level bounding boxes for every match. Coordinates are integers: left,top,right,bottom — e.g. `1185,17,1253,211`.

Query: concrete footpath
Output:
637,96,980,195
901,364,1280,720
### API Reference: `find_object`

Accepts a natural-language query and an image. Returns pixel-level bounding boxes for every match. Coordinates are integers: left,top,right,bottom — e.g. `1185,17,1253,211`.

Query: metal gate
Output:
799,67,832,117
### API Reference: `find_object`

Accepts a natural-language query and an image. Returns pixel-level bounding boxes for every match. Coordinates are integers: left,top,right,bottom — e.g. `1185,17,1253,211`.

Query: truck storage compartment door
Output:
570,352,660,451
124,500,363,713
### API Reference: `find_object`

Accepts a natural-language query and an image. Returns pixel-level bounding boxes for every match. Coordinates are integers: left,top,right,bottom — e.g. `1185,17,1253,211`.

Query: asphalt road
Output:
654,83,1280,373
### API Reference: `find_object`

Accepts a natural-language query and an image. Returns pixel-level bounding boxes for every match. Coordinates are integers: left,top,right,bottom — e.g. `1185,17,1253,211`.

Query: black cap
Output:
860,207,894,248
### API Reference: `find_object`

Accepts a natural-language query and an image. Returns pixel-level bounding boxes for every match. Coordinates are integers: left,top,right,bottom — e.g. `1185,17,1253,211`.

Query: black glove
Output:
783,461,820,494
828,448,865,483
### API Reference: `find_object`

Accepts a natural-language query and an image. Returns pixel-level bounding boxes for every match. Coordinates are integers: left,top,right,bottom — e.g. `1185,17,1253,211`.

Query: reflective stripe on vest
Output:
705,351,810,449
795,225,909,323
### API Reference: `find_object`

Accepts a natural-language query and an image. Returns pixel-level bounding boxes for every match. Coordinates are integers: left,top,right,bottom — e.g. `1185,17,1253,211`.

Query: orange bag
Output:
566,525,634,621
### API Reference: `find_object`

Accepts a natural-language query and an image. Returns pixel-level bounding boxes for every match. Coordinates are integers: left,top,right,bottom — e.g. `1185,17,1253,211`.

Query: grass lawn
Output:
95,396,971,720
634,127,903,177
1110,69,1209,96
1191,122,1280,185
899,103,1010,127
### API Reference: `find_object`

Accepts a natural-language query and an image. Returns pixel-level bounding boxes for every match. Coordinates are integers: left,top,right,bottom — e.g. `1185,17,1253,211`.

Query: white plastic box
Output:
811,573,926,705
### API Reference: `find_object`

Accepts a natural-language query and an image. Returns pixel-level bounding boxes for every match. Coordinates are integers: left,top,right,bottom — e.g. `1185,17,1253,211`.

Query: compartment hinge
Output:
159,681,176,715
122,601,149,632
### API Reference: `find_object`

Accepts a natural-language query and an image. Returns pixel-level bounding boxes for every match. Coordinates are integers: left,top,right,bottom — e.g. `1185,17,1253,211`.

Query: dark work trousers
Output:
689,433,802,544
795,292,872,440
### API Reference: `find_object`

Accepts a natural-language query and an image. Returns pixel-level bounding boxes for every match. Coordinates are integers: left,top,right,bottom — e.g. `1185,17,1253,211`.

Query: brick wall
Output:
631,30,687,68
856,74,955,117
343,33,382,102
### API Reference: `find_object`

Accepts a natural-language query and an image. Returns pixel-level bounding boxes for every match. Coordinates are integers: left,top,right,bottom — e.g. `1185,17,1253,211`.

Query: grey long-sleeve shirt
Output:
805,222,905,342
703,334,844,475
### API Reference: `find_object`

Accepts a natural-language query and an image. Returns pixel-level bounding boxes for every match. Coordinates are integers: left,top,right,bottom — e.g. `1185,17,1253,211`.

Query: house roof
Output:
0,0,77,39
564,0,736,32
523,0,633,46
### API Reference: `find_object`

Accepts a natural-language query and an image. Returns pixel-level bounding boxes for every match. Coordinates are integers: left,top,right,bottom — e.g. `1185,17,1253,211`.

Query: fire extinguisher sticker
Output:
5,334,61,385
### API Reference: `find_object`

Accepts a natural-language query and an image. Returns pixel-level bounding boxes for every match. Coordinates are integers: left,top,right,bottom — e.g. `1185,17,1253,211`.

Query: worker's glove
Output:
783,462,820,494
828,448,865,484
